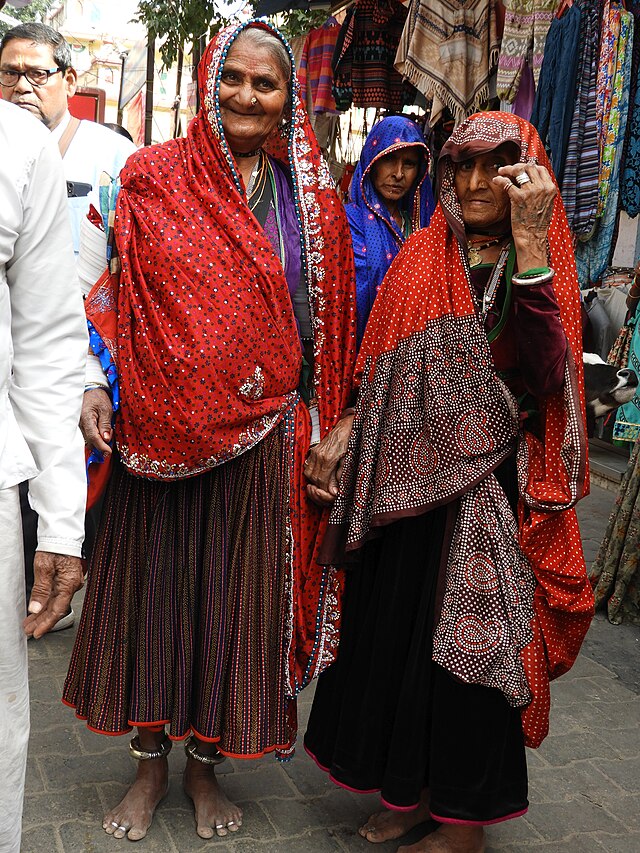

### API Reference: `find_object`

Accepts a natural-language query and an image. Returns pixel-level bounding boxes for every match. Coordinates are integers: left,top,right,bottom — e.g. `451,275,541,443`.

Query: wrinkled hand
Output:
80,388,112,455
493,163,557,273
304,414,355,507
23,552,84,639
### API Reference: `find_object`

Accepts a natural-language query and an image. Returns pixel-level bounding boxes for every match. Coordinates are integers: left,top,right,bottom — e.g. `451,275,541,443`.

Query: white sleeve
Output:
8,136,87,557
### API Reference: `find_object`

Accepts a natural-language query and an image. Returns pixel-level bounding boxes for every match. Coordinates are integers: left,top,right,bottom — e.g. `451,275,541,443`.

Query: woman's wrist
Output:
512,266,554,286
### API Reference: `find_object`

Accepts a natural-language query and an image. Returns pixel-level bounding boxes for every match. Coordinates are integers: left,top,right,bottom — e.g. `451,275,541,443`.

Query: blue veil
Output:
346,115,434,346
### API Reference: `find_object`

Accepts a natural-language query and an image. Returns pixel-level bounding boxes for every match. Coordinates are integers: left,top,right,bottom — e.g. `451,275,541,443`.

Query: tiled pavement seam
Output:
22,485,640,852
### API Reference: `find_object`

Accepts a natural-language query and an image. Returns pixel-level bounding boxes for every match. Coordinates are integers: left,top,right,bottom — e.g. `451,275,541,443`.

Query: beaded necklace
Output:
467,235,506,268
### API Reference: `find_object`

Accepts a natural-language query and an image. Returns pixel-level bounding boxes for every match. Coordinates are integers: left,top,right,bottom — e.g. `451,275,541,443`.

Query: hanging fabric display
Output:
497,0,558,104
576,7,634,287
394,0,500,126
560,0,600,236
298,17,340,115
530,1,582,184
332,0,415,112
620,0,640,215
595,0,624,219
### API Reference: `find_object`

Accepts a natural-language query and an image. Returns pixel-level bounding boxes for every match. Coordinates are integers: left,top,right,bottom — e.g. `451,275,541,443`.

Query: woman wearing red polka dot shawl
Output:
62,21,356,843
304,113,593,853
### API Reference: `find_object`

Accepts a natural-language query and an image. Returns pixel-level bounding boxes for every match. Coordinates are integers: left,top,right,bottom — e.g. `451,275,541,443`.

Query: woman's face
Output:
453,143,518,232
370,147,421,206
218,37,289,154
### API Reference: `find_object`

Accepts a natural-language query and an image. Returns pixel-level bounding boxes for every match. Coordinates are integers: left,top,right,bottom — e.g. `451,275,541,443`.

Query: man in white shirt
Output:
0,96,87,852
0,21,136,253
0,22,136,628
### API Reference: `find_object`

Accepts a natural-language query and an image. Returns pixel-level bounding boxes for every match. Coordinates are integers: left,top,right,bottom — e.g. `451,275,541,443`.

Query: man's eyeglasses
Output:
0,67,64,87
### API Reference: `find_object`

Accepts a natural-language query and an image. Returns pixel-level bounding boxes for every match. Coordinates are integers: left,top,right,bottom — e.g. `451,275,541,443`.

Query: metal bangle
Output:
511,269,554,287
184,735,226,766
129,735,172,761
84,382,110,393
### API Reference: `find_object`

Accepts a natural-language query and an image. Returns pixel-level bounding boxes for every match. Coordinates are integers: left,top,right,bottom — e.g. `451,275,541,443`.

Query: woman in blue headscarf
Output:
347,115,434,346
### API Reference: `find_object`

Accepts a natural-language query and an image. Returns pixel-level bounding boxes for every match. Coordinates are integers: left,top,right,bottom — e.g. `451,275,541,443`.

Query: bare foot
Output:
399,824,485,853
183,758,243,838
359,789,431,843
102,758,168,842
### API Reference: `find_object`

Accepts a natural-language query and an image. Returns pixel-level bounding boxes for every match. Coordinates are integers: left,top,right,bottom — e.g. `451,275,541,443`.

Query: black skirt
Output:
304,501,529,824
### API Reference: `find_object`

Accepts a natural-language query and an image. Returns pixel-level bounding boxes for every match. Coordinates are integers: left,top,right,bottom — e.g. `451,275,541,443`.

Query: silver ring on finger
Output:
515,172,531,187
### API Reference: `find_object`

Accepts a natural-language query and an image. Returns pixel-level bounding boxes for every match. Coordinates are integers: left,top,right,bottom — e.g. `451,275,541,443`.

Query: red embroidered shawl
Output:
85,21,356,697
86,22,355,479
326,112,593,747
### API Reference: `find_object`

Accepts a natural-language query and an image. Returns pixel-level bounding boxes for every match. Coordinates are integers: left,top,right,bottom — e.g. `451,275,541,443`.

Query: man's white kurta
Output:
0,98,87,852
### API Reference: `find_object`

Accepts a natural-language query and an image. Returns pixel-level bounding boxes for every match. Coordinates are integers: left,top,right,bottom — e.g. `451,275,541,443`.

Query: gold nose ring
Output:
250,97,257,106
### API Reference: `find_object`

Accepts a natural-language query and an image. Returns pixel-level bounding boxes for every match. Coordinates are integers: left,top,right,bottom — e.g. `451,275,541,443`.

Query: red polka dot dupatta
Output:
86,20,355,481
328,113,593,747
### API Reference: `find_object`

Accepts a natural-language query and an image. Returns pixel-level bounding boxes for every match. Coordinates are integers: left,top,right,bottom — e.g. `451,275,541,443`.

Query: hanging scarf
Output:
395,0,500,126
619,0,640,215
85,20,357,698
497,0,557,104
562,0,600,236
322,112,593,748
345,116,435,346
576,9,633,287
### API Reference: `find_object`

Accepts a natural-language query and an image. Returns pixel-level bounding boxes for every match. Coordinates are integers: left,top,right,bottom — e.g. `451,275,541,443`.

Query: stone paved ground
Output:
22,484,640,853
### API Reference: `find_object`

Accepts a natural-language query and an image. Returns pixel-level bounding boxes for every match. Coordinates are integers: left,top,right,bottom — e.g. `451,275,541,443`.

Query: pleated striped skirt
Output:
63,422,292,758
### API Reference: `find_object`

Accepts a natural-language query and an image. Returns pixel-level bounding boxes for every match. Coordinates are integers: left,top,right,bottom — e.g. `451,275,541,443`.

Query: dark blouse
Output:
470,267,568,399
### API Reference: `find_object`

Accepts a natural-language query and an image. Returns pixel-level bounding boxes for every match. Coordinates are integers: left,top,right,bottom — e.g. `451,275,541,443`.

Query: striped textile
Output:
298,17,340,114
63,421,293,758
562,0,600,236
576,10,633,287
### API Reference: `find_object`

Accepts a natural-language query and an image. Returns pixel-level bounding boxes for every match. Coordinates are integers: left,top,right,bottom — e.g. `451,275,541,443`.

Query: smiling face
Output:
0,38,76,130
370,146,421,207
218,38,289,154
453,143,518,233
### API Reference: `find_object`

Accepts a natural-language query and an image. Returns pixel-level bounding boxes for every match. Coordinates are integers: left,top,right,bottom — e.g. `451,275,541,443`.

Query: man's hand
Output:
80,388,112,455
304,414,355,507
23,551,84,639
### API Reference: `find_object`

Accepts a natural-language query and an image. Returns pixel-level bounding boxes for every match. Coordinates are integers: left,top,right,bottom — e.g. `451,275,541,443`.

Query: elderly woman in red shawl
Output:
62,20,355,842
303,113,593,853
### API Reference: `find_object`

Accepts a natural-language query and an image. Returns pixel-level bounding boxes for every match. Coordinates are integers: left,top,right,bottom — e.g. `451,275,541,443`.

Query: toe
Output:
215,823,229,838
127,826,148,842
196,824,215,839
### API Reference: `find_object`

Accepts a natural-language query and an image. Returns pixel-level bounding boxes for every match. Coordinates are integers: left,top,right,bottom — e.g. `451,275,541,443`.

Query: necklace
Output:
233,148,262,158
247,153,269,213
467,236,505,268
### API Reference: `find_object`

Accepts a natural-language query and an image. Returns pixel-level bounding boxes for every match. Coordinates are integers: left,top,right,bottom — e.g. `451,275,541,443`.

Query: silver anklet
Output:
184,735,226,766
129,735,172,761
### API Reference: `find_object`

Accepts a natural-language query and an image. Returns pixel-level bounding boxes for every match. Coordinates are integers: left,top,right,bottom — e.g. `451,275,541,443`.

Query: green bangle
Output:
517,266,551,279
